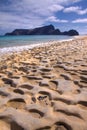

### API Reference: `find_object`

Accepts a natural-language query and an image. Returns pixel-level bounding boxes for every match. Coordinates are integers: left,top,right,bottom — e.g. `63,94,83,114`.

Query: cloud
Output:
0,11,46,31
48,4,64,12
64,6,87,15
0,0,82,17
0,0,69,33
72,0,81,2
78,9,87,15
64,6,80,12
0,0,82,34
72,18,87,23
47,16,68,23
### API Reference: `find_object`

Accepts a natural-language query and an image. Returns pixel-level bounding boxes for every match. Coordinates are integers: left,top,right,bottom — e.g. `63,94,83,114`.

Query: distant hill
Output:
5,25,79,36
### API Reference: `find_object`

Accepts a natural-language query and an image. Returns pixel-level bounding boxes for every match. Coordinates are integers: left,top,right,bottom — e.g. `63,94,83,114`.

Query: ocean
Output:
0,35,73,55
0,35,72,48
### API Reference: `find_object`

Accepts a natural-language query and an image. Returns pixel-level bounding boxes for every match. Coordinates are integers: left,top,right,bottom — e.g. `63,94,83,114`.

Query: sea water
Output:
0,35,73,55
0,35,72,48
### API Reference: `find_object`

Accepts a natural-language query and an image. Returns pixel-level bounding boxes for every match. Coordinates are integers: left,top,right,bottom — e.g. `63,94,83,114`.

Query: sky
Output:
0,0,87,35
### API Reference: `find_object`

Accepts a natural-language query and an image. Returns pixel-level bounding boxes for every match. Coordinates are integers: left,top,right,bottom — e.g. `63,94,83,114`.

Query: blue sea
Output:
0,35,72,48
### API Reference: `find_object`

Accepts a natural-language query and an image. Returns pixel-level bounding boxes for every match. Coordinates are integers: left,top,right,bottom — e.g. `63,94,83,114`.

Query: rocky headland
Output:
5,25,79,36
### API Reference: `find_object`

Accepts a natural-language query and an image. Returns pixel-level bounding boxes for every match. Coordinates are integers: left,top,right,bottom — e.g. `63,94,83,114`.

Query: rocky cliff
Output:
5,25,79,36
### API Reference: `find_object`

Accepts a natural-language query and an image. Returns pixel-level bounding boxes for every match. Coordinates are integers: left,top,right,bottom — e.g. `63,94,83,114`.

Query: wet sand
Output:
0,36,87,130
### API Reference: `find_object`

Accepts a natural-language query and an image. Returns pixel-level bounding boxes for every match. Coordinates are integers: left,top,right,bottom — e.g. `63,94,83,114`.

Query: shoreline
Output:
0,38,74,56
0,35,86,57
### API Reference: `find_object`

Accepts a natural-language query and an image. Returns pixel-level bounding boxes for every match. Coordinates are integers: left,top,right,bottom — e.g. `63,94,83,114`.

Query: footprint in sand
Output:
36,126,51,130
7,98,26,109
13,88,24,95
51,122,72,130
2,78,17,87
29,109,44,118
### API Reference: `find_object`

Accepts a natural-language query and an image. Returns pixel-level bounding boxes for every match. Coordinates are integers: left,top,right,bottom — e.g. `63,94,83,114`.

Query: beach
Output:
0,36,87,130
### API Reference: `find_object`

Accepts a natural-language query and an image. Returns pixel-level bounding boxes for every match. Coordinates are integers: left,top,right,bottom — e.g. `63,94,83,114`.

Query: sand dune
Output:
0,37,87,130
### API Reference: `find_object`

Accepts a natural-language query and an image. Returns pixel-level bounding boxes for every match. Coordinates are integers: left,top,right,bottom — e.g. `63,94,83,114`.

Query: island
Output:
5,24,79,36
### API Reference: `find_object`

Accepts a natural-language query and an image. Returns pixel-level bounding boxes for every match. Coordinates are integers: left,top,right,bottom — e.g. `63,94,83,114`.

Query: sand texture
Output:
0,37,87,130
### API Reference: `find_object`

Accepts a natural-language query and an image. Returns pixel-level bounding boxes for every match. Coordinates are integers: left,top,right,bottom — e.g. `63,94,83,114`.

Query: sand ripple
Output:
0,37,87,130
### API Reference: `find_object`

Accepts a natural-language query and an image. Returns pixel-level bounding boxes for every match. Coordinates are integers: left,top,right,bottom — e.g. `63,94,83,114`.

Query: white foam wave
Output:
0,39,73,56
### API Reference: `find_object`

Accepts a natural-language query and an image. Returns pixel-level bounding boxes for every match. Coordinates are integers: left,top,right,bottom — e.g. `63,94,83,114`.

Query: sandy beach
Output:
0,36,87,130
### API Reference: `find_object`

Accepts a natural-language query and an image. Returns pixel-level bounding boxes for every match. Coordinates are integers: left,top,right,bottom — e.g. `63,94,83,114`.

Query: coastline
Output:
0,36,87,130
0,35,86,57
0,38,73,56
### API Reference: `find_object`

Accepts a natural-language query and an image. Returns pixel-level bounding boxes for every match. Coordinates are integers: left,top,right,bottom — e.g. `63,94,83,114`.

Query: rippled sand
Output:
0,36,87,130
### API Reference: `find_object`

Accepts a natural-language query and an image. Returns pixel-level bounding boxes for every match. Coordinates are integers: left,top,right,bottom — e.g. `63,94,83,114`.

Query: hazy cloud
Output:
72,18,87,23
47,16,68,23
48,5,64,12
64,6,87,15
0,0,84,34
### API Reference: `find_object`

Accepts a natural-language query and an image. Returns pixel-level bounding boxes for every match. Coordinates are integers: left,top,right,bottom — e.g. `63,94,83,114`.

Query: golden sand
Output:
0,36,87,130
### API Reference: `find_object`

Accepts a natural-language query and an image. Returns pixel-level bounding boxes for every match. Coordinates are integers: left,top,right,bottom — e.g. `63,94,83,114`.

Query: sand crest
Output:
0,37,87,130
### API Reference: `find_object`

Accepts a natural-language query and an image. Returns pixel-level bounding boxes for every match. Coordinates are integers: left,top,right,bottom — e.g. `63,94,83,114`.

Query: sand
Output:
0,36,87,130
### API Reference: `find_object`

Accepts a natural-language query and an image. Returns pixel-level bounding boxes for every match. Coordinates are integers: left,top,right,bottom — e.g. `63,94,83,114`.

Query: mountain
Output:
62,30,79,36
5,25,79,36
